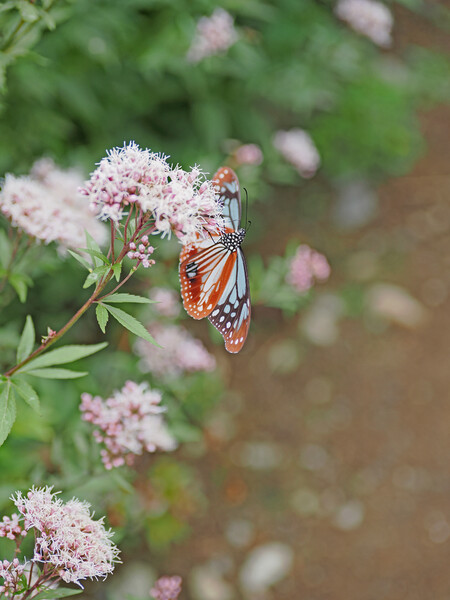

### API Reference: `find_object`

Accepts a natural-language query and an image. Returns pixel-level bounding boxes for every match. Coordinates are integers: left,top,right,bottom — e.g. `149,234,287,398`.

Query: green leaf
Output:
0,382,16,446
103,293,154,304
104,304,159,345
32,587,83,600
67,250,92,271
26,368,88,379
96,304,109,333
83,265,108,289
78,247,110,265
16,315,35,363
19,342,107,372
0,230,11,269
112,262,122,282
11,377,40,413
9,273,28,303
85,231,103,267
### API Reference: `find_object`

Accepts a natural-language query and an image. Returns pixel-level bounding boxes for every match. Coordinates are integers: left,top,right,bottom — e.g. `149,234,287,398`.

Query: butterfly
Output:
179,166,251,353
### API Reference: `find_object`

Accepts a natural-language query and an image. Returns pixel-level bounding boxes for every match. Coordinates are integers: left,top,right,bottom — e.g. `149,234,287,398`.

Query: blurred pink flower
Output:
287,244,331,293
80,381,177,470
335,0,393,47
81,143,224,245
187,8,237,63
135,324,216,378
0,158,107,252
274,129,321,178
234,144,263,166
12,486,119,586
151,287,181,318
0,514,25,541
151,575,182,600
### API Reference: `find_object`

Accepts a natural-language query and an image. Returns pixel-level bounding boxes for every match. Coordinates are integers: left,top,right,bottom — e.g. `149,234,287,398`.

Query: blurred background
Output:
0,0,450,598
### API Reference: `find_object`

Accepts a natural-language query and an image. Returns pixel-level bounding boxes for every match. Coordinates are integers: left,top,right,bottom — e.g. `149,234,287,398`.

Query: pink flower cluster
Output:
127,235,155,269
80,381,177,470
12,486,119,586
0,558,26,597
0,158,106,252
151,575,183,600
274,129,321,178
135,324,216,379
234,144,263,166
81,142,223,245
335,0,393,47
287,244,331,293
0,514,25,541
187,8,237,63
150,287,181,318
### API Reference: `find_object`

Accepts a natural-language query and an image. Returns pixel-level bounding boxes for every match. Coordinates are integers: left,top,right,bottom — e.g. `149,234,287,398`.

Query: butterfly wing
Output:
179,238,237,320
212,167,241,231
208,248,251,353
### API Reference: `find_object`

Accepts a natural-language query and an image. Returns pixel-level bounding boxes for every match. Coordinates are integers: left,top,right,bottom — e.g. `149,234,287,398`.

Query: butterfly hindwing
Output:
208,248,251,353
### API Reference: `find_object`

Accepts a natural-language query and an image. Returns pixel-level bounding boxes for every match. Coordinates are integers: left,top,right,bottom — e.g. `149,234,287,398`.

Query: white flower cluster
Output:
0,159,107,252
12,486,119,585
81,142,224,245
335,0,393,47
135,323,216,379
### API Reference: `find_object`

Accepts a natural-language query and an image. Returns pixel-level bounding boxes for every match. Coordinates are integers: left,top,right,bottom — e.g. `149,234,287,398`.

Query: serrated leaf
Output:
67,250,92,271
96,304,109,333
103,293,154,304
104,304,159,345
0,382,16,446
11,378,40,413
32,587,83,600
112,262,122,281
17,315,35,363
26,368,87,379
19,342,107,372
9,273,27,303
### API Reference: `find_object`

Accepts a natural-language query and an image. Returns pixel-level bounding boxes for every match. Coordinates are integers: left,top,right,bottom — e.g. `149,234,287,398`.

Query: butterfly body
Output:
179,167,251,353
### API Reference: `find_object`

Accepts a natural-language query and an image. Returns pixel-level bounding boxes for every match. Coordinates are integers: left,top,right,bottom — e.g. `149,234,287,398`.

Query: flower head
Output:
151,575,182,600
0,513,25,541
187,8,237,63
80,381,177,470
12,486,119,586
234,144,263,166
0,558,27,597
0,159,106,252
287,244,331,293
81,143,224,245
150,287,181,318
335,0,393,47
274,129,321,178
135,324,216,379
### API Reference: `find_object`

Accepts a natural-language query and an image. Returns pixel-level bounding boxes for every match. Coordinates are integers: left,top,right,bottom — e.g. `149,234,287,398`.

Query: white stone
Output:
239,542,294,592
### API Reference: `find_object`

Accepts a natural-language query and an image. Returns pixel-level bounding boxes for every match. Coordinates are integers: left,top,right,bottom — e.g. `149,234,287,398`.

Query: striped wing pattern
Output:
179,166,251,353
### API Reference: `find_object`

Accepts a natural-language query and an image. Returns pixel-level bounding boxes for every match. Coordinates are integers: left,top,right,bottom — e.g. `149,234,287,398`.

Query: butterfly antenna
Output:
243,187,250,230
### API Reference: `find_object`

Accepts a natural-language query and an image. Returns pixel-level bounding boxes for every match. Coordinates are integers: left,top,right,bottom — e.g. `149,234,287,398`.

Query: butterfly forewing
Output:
179,166,251,353
212,167,241,230
180,238,237,319
207,249,251,353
